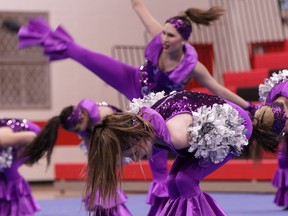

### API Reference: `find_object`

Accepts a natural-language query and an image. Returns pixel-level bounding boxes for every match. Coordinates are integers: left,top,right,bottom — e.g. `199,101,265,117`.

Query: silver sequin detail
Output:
0,146,14,171
187,103,248,164
259,69,288,102
129,91,167,114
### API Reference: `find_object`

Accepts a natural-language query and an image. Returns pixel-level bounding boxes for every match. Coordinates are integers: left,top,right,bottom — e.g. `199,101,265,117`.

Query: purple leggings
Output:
67,42,141,101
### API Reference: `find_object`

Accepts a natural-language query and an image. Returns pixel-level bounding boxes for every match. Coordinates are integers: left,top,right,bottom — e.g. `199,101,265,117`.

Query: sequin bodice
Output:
0,119,32,172
139,60,185,96
151,91,226,121
0,119,30,132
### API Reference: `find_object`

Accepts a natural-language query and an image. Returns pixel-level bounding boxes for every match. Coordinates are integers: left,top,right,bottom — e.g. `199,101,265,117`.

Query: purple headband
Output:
63,106,82,129
269,102,287,136
166,17,192,40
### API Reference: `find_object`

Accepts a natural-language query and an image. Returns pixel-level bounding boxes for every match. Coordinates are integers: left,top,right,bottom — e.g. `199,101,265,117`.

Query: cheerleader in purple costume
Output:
0,119,41,216
258,69,288,210
17,4,253,213
84,90,282,216
22,99,131,216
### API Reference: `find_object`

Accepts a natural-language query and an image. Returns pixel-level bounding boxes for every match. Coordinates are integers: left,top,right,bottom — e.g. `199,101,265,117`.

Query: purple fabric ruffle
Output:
272,169,288,206
146,181,169,216
18,16,52,49
145,34,198,83
146,180,169,205
159,192,227,216
43,26,74,61
82,187,132,216
266,81,288,104
89,205,132,216
0,175,40,216
18,17,73,61
146,150,169,215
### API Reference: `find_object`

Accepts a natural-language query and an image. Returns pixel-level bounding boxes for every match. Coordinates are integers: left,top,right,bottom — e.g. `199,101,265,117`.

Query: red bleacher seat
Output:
190,86,237,95
54,159,277,181
35,121,81,145
223,68,268,87
252,51,288,69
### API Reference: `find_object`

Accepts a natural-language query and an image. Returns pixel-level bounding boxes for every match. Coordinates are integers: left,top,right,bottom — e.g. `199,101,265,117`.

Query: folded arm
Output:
0,127,36,146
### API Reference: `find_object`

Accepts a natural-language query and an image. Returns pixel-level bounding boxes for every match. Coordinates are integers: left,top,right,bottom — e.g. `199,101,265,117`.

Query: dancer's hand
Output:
2,19,21,33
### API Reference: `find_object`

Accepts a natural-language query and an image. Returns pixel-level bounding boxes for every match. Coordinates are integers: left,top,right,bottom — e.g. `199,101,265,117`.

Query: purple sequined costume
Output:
70,99,132,216
0,119,41,216
18,17,199,215
138,91,252,216
266,81,288,207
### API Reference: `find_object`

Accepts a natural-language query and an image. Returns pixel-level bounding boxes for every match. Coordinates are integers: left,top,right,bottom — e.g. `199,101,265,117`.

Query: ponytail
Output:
86,122,122,211
22,116,61,166
243,106,280,159
85,112,155,212
184,6,224,26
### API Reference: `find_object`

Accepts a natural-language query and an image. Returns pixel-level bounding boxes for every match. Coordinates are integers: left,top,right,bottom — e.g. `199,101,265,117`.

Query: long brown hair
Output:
184,7,225,27
244,106,279,159
21,106,74,166
85,112,155,212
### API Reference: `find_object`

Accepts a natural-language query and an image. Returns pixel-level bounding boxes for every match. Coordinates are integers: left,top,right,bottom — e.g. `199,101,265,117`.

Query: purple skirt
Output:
159,192,227,216
82,187,132,216
0,174,40,216
272,168,288,206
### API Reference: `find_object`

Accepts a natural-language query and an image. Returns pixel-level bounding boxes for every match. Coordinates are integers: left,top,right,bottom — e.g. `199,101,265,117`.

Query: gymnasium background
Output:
0,0,287,186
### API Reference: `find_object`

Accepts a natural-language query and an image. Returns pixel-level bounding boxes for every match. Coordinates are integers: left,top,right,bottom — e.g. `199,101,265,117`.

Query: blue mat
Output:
35,193,288,216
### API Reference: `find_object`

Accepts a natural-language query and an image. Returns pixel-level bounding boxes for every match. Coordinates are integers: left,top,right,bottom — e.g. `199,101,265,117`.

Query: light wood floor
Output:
31,180,277,199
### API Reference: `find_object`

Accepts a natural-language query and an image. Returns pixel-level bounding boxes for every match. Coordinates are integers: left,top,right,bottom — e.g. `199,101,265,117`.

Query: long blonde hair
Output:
85,112,155,212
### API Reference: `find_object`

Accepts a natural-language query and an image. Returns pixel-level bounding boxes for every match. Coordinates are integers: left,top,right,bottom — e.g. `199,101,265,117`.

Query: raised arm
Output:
0,127,36,146
192,61,249,109
130,0,163,38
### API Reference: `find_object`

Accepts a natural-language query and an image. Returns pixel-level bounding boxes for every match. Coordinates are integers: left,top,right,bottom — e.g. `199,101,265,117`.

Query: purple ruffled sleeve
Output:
266,81,288,104
18,16,52,49
43,26,74,61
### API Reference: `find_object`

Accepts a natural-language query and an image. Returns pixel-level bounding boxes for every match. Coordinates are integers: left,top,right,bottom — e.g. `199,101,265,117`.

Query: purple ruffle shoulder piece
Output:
77,99,100,124
266,81,288,104
141,107,176,154
168,43,198,83
43,26,74,61
145,34,198,83
18,16,52,49
159,192,228,216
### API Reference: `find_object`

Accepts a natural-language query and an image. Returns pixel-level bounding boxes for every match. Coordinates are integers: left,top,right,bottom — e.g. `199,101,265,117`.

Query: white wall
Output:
0,0,209,120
